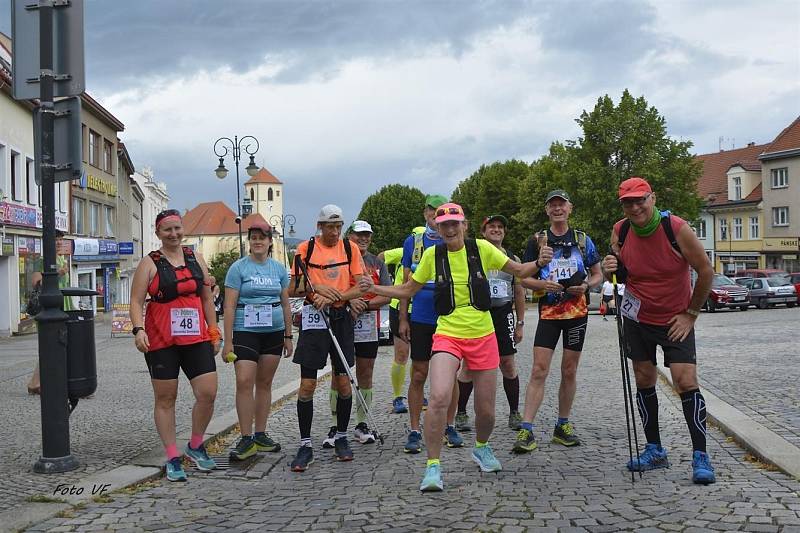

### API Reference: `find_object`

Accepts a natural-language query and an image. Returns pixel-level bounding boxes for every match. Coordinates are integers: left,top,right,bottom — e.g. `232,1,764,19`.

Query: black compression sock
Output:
457,380,473,413
636,386,661,446
503,376,520,413
680,389,707,452
336,395,352,433
297,397,313,440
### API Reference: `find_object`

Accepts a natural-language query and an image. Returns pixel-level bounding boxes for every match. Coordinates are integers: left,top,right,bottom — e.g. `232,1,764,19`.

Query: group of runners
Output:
129,175,717,491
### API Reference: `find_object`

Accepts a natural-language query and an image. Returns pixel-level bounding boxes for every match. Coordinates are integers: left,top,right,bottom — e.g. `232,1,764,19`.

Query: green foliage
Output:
357,184,427,252
208,249,240,287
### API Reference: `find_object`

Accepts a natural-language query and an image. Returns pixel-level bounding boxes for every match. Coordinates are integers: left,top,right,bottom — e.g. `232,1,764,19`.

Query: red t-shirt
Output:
144,264,210,351
615,214,691,326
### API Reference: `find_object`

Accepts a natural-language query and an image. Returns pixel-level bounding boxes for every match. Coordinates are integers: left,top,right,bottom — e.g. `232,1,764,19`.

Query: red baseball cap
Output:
434,202,466,224
247,221,273,237
618,177,652,199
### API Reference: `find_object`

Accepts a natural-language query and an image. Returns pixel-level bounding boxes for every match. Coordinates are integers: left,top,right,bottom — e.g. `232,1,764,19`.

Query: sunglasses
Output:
620,193,651,208
436,207,462,217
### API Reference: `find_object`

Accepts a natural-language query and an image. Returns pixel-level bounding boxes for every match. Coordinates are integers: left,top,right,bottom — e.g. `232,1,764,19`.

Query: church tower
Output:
244,167,287,263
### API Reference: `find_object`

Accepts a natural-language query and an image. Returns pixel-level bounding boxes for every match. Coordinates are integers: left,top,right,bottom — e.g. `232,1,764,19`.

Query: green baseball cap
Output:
545,189,570,203
425,194,448,209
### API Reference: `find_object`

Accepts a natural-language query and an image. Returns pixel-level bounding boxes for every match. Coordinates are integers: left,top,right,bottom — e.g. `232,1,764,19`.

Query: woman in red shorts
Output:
130,209,222,482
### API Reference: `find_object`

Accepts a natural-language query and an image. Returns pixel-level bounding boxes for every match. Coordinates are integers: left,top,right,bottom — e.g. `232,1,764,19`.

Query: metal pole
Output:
34,0,78,474
233,136,244,257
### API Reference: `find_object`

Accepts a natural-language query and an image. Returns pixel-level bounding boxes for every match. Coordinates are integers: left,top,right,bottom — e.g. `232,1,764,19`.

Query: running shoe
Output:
290,446,314,472
455,411,472,432
508,411,523,431
253,433,281,452
471,445,502,472
423,397,429,411
419,463,443,492
552,422,581,446
692,451,716,485
184,443,216,471
392,396,408,414
627,443,669,471
229,436,257,461
322,426,337,449
443,425,464,448
512,428,538,453
404,430,423,454
354,422,376,444
334,437,354,461
165,457,187,482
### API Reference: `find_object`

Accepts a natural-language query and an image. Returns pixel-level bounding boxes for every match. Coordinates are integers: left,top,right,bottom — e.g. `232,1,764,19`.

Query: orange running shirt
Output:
295,238,364,307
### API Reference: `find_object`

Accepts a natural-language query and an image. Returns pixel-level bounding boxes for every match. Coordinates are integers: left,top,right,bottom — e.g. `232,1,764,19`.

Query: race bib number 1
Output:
619,291,642,322
302,305,327,330
353,311,378,343
490,279,509,299
171,308,200,336
244,304,273,328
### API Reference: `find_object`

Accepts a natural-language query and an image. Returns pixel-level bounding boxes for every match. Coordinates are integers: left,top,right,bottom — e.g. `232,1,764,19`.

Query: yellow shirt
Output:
412,239,509,339
383,247,405,310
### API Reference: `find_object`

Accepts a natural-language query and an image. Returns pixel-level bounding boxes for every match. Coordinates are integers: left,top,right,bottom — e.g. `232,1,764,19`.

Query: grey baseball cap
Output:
317,204,344,223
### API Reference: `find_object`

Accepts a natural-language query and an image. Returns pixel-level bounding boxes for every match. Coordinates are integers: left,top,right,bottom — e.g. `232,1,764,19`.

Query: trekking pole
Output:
296,258,386,444
612,273,642,482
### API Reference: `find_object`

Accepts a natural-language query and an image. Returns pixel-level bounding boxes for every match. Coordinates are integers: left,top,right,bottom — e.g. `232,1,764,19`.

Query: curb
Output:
4,364,331,532
656,364,800,480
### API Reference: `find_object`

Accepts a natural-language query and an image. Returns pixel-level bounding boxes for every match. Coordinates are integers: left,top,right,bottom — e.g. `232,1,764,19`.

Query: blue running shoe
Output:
423,397,429,411
420,463,443,492
165,457,187,482
692,451,716,485
184,443,217,471
627,443,669,472
392,397,408,414
471,445,502,472
443,425,464,448
404,430,423,454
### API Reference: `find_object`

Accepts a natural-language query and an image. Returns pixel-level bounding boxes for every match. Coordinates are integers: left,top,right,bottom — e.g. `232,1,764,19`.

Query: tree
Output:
208,249,240,288
357,184,427,253
452,160,533,254
516,89,702,254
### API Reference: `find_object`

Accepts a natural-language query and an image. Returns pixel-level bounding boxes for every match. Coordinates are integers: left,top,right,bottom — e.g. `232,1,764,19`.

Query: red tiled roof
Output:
182,201,269,236
695,144,768,205
761,115,800,157
728,160,761,172
744,183,762,202
244,167,282,185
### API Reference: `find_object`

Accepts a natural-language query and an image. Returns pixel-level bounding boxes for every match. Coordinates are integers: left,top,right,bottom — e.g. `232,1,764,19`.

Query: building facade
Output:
131,167,170,256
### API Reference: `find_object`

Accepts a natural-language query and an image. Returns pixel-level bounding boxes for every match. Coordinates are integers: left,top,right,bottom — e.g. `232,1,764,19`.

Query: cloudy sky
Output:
2,0,799,236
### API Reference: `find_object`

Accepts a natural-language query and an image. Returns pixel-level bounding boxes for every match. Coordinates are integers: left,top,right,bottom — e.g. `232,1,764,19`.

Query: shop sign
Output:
0,201,68,231
763,237,800,250
118,242,134,254
72,238,120,262
17,237,42,254
73,238,100,256
79,171,117,197
1,236,15,256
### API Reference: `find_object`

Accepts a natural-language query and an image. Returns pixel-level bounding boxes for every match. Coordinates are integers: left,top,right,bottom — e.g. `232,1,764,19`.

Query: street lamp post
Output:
269,214,296,267
213,135,260,257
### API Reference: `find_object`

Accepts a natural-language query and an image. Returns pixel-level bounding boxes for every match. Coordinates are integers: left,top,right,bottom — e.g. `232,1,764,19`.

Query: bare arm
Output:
222,286,238,352
398,267,411,323
129,256,155,353
196,253,218,330
513,280,525,321
676,224,713,313
280,287,294,358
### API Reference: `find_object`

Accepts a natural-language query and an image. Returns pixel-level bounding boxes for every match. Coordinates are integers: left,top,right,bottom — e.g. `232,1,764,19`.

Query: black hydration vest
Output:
613,213,681,284
293,237,353,292
433,238,491,316
148,247,205,303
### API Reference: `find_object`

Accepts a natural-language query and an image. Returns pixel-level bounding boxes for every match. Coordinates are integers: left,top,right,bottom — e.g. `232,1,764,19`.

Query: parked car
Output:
791,273,800,303
705,274,750,312
735,277,797,309
735,268,791,280
379,305,392,345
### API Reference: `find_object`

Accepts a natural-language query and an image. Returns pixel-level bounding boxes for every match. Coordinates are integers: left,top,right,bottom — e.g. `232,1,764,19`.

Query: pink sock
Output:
189,434,204,449
165,443,179,460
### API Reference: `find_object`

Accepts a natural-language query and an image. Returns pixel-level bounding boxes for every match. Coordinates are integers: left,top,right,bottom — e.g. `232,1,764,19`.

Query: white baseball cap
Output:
350,220,373,233
317,204,344,223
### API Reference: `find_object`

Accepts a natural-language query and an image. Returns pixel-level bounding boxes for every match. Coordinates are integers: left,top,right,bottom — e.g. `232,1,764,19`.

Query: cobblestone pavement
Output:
25,310,800,532
0,318,298,515
692,306,800,448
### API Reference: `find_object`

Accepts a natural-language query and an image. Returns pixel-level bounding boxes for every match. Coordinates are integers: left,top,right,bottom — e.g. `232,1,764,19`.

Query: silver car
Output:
735,277,797,309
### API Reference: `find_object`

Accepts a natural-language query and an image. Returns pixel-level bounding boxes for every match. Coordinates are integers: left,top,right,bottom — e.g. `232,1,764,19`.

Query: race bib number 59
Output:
302,305,327,330
171,308,200,336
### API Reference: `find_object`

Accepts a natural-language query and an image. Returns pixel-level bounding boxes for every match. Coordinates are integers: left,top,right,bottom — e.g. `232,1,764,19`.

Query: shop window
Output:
72,197,85,234
90,202,100,235
105,206,114,237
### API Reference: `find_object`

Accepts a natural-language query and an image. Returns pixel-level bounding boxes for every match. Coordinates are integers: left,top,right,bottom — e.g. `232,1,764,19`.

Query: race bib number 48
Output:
302,305,327,330
171,308,200,336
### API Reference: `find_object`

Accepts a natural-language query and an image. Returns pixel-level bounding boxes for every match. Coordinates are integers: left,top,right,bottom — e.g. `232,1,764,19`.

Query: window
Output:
733,176,742,200
276,190,279,197
732,217,742,240
749,217,759,239
81,125,87,162
719,218,728,240
103,140,113,173
90,202,100,235
72,197,85,234
695,220,707,239
250,188,255,201
89,130,100,167
771,167,788,189
26,158,34,204
10,151,20,200
105,206,114,236
268,187,273,201
772,207,789,227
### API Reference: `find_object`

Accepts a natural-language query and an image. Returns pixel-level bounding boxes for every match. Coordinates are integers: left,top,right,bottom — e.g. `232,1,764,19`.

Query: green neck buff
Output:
632,208,661,237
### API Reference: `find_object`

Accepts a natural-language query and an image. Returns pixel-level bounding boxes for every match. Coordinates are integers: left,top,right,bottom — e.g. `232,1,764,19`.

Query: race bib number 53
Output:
171,308,200,336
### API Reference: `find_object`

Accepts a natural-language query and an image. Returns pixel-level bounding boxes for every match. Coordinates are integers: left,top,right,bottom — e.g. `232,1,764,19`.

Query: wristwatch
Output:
516,320,525,326
132,326,145,335
685,308,700,318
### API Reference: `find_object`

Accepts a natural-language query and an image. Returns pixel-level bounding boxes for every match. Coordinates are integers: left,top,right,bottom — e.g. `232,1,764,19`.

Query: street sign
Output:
11,0,85,100
33,96,82,184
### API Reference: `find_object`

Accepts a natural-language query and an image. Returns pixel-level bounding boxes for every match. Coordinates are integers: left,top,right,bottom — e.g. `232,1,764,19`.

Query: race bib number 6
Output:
619,291,642,322
302,305,327,330
489,279,509,299
171,308,200,336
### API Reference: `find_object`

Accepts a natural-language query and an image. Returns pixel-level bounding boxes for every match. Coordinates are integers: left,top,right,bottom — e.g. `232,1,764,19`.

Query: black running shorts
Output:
533,316,588,352
231,330,285,362
145,341,216,380
490,302,517,357
293,306,354,375
355,341,380,359
389,306,400,337
622,319,696,367
410,321,437,362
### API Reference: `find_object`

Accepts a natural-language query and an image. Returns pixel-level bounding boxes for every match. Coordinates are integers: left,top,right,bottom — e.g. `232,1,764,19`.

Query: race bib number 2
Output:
171,308,200,336
302,305,327,330
619,291,642,322
353,311,378,343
